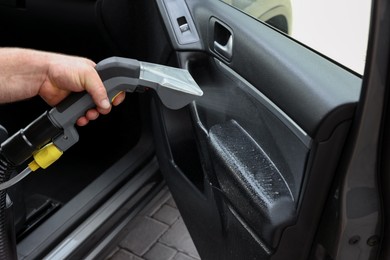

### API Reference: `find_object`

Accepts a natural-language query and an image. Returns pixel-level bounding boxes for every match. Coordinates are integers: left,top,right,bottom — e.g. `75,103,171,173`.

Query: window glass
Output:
221,0,372,74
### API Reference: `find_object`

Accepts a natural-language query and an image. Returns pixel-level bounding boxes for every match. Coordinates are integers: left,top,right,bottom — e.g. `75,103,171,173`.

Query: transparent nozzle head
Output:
139,62,203,109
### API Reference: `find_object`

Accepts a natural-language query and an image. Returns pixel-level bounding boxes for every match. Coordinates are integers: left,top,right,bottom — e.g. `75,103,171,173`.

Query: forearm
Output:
0,48,50,103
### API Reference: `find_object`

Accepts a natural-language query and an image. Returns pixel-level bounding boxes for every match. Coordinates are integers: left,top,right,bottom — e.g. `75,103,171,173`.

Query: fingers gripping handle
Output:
48,57,141,151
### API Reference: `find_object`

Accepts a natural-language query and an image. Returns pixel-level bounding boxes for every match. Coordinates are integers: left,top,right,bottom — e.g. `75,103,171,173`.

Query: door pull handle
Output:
214,34,233,60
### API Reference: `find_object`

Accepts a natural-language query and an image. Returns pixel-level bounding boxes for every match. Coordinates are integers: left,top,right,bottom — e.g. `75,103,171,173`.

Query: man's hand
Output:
39,53,126,126
0,48,125,126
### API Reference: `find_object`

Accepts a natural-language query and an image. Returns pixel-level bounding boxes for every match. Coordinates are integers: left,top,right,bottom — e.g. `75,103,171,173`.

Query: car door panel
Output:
186,55,307,249
152,0,361,258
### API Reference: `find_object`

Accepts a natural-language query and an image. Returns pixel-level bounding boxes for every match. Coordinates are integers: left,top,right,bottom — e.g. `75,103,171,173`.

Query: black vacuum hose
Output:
0,154,17,259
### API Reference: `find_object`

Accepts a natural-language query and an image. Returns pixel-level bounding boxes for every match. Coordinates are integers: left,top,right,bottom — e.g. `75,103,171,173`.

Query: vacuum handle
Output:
46,57,142,151
50,57,141,129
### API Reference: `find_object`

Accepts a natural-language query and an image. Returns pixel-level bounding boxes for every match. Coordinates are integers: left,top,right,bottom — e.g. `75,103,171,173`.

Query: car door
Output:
148,0,388,259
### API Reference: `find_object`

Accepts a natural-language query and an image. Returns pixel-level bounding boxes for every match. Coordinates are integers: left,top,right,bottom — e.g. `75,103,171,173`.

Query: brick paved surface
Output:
106,187,201,260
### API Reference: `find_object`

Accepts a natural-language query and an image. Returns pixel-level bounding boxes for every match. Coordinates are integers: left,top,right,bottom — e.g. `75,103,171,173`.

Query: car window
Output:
221,0,372,75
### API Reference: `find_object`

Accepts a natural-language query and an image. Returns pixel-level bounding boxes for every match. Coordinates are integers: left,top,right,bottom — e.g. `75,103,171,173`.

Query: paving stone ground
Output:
106,187,201,260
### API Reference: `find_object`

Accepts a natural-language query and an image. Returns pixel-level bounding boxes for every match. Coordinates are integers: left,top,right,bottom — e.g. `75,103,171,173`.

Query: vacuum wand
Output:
46,57,203,153
0,57,203,189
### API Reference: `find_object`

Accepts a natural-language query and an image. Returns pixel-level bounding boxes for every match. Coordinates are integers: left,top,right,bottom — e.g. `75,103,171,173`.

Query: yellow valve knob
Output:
28,143,63,171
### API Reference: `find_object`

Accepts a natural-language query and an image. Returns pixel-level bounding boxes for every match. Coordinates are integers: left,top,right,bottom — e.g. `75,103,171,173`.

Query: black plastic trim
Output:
209,120,295,247
45,158,161,259
155,0,202,50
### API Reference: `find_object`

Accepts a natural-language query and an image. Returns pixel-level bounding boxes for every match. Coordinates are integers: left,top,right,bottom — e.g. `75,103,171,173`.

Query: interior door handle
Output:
214,34,233,60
